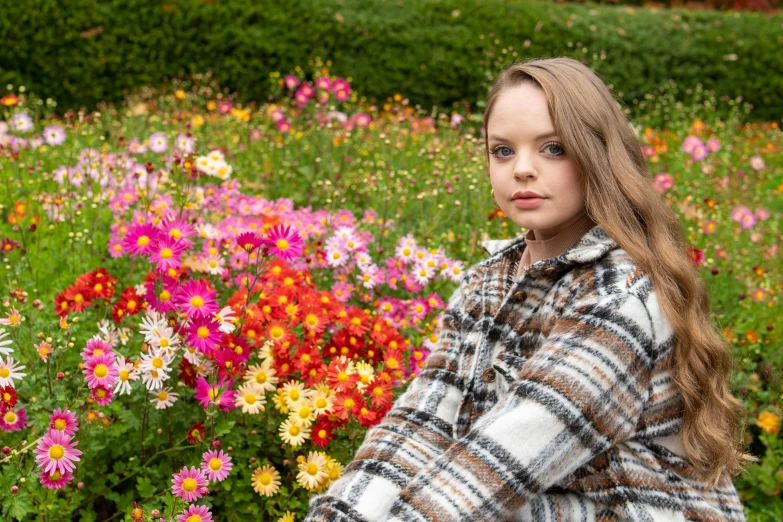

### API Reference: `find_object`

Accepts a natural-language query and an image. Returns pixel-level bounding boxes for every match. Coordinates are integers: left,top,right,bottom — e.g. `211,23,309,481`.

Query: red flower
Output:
311,418,334,448
367,378,393,410
62,283,92,314
186,422,206,444
1,386,18,411
178,359,198,388
326,357,360,395
332,389,365,421
343,307,369,337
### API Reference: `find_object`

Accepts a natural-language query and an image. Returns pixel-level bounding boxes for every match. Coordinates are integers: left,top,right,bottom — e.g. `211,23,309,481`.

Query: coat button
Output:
511,290,527,303
482,368,496,383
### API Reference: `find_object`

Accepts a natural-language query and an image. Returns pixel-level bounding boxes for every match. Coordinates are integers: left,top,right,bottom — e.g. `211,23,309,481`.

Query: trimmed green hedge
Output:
1,0,781,121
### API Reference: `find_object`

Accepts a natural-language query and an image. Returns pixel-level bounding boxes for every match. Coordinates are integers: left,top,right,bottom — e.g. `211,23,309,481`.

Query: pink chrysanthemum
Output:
177,504,213,522
160,214,196,249
175,279,218,319
171,466,209,502
39,468,74,489
148,235,188,273
0,406,27,432
34,430,82,475
200,449,232,482
122,223,160,257
82,352,119,390
91,383,114,406
263,224,304,261
236,231,263,253
194,377,237,412
49,408,79,436
186,316,222,354
81,337,114,361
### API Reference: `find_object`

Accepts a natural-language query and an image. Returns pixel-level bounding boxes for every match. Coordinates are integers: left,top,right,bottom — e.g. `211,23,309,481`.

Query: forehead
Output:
487,83,553,135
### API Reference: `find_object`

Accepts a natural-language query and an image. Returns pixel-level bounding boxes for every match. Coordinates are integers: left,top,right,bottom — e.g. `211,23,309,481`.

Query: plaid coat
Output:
305,224,746,522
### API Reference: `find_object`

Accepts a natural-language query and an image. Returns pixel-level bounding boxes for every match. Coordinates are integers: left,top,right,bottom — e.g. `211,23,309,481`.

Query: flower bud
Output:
2,446,10,454
11,486,18,494
212,440,221,449
151,509,160,516
57,372,64,379
77,482,84,489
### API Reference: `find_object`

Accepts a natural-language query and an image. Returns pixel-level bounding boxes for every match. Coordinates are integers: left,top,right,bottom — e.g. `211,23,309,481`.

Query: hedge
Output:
0,0,781,122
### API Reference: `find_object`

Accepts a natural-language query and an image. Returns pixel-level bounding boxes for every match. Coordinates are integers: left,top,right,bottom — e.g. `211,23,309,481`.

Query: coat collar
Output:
477,223,619,277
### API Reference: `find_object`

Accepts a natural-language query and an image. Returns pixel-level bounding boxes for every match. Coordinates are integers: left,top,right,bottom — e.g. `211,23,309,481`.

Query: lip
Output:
512,190,546,200
512,197,546,209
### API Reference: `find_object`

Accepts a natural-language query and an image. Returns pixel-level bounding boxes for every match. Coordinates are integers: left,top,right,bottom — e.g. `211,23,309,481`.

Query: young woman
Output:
304,57,756,522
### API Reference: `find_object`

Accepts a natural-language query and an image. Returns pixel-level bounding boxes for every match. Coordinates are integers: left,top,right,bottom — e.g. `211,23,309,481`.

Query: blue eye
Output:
490,145,513,158
543,142,564,156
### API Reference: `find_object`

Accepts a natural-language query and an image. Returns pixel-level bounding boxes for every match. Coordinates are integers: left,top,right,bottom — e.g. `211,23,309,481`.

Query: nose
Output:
513,153,537,180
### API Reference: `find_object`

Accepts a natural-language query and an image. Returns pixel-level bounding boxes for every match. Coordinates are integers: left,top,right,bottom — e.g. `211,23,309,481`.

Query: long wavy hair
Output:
482,57,757,487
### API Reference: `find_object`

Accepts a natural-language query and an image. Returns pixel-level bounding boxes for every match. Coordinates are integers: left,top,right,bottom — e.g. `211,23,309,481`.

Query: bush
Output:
0,0,781,122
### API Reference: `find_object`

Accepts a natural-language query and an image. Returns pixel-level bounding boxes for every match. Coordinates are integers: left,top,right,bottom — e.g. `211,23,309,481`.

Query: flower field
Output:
0,63,781,521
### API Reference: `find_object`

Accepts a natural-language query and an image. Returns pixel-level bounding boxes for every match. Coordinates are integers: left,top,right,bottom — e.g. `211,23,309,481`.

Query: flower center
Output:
208,388,220,400
160,248,173,259
120,370,130,381
337,371,349,382
190,296,204,308
197,327,210,339
152,358,163,369
0,368,10,378
307,463,319,475
94,364,108,378
187,515,202,522
160,338,169,348
137,235,150,247
276,239,289,251
209,458,223,471
255,372,267,384
244,393,257,404
54,419,67,430
50,471,62,481
260,472,271,485
157,391,168,401
160,290,170,302
49,444,65,460
289,425,300,436
182,477,197,492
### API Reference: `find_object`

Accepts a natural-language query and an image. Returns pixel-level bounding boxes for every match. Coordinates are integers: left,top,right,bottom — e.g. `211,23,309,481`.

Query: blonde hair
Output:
482,56,757,487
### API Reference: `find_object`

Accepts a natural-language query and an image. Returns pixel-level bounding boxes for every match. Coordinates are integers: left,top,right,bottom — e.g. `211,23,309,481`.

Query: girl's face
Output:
486,82,586,241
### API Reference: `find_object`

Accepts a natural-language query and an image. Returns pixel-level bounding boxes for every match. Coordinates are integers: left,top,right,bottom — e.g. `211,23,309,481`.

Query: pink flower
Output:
276,119,291,134
219,102,232,115
91,383,114,406
194,377,237,412
39,469,74,489
122,223,160,257
160,214,196,249
186,316,222,354
691,145,708,161
177,505,213,522
171,466,209,502
681,135,702,154
148,235,188,273
653,173,674,194
236,231,263,253
200,449,232,482
81,337,113,361
49,408,79,436
149,132,168,153
263,225,304,261
706,138,721,152
750,155,765,170
283,75,300,89
0,406,27,432
175,279,218,319
730,205,752,223
82,353,119,390
34,430,82,475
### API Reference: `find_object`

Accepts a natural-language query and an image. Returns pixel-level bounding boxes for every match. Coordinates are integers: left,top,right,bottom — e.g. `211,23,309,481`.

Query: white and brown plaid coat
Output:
305,224,746,522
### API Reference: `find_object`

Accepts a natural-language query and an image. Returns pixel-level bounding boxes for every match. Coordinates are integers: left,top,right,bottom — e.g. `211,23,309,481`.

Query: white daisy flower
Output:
182,345,201,366
139,348,173,391
0,328,14,356
0,356,27,388
114,360,138,395
214,306,237,334
234,382,266,414
118,327,131,346
243,359,279,393
151,387,178,409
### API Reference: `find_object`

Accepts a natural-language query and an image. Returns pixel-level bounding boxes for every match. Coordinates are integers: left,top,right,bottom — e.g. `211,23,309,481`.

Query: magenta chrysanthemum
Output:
186,316,222,354
263,224,304,261
175,279,218,319
148,235,188,273
177,504,213,522
91,383,114,406
194,377,237,412
0,406,27,432
200,449,233,482
121,223,160,257
82,352,119,390
49,408,79,436
236,231,263,253
171,466,209,502
81,337,114,362
34,430,82,475
39,469,74,489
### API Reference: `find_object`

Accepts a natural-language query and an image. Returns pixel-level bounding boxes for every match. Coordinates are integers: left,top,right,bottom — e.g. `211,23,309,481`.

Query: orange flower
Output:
756,411,780,435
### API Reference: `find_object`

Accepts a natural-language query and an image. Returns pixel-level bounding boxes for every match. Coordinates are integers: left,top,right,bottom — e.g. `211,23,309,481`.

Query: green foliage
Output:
0,0,781,121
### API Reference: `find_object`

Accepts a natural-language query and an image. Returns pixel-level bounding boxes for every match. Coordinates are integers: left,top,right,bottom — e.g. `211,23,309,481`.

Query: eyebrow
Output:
488,131,559,142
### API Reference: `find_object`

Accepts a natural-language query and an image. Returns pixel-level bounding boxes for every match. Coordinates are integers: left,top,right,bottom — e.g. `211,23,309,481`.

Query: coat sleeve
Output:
381,291,656,522
304,279,469,522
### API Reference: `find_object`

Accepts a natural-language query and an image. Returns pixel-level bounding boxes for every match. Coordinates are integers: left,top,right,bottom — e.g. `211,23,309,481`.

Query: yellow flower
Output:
175,89,186,100
251,465,281,496
757,411,780,435
276,511,296,522
191,115,204,127
296,451,328,490
279,418,311,448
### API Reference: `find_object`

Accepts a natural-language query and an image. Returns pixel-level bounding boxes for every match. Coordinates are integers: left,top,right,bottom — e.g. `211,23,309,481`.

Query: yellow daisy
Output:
281,379,309,409
234,382,266,414
252,465,281,496
271,389,289,414
277,511,296,522
296,451,328,490
278,418,311,447
243,360,279,393
310,390,334,416
289,400,317,427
